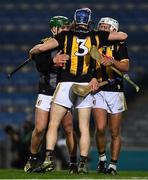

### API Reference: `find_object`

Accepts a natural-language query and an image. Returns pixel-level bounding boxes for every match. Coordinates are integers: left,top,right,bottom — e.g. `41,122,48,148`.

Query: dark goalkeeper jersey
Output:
33,38,61,96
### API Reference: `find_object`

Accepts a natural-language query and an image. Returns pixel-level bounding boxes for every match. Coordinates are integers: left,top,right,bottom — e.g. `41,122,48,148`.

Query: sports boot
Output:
24,156,38,172
97,161,107,173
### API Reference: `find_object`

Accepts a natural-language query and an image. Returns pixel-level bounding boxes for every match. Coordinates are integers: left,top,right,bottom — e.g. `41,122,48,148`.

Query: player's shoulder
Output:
41,37,52,43
54,31,69,40
58,30,69,36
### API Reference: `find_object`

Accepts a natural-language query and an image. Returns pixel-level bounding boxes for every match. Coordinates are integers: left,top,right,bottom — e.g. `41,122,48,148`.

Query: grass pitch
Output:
0,169,148,179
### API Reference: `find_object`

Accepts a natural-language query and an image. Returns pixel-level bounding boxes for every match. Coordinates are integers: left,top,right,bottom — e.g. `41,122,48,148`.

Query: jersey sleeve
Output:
117,42,129,60
54,31,66,48
97,31,110,47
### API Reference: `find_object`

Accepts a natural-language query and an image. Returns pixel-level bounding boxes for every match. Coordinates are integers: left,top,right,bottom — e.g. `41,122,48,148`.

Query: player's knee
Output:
34,127,45,136
63,124,73,136
79,126,89,135
65,129,73,137
96,126,106,136
97,129,105,136
111,130,120,139
48,122,59,131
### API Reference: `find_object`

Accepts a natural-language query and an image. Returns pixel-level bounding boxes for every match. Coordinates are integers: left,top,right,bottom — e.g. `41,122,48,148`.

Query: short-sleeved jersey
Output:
33,38,61,96
97,41,129,92
54,30,109,82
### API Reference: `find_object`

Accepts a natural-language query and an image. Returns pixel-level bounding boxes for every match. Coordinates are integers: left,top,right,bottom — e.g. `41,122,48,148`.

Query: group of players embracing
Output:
24,7,129,175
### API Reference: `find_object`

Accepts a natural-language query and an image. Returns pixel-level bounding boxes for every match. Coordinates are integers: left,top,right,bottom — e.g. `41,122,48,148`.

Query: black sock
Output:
110,159,117,165
30,152,38,158
46,149,54,157
99,151,105,156
70,156,77,164
80,155,88,163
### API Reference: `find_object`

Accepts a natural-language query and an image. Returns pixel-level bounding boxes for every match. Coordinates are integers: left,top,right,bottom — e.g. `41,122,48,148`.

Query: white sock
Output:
108,163,117,170
99,154,107,161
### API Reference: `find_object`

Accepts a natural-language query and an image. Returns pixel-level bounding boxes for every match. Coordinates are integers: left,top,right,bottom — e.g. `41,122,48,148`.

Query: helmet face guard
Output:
49,16,70,29
98,17,119,31
74,8,91,26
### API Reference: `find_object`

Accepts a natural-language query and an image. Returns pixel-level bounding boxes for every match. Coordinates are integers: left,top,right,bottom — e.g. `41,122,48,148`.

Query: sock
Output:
108,159,117,170
46,149,54,157
30,152,38,159
79,155,88,163
99,151,107,162
70,156,77,164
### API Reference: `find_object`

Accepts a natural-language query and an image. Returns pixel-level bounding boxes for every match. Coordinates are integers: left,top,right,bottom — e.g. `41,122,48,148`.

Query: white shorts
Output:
93,91,127,114
35,94,52,112
52,82,93,109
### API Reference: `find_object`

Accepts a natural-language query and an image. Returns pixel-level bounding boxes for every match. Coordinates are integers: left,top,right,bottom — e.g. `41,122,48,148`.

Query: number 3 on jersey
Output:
75,38,89,56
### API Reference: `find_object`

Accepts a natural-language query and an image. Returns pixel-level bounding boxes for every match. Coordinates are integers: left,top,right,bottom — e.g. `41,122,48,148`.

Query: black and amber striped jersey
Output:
33,38,62,96
97,41,129,92
54,29,110,82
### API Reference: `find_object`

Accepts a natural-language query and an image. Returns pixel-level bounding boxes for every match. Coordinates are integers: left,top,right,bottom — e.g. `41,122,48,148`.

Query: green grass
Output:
0,169,148,179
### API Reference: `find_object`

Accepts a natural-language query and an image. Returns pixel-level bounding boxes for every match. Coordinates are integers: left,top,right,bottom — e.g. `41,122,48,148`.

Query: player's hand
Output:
89,78,99,92
101,55,114,66
53,50,69,66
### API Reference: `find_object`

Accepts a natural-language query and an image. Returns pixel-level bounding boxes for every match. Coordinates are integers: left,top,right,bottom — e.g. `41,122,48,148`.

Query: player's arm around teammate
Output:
29,23,128,56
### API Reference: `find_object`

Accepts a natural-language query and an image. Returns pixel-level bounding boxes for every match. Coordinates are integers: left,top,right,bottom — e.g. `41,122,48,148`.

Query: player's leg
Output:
106,92,126,175
92,91,108,173
76,92,93,173
106,112,122,175
24,94,51,172
41,103,67,171
35,82,73,172
77,107,91,174
31,108,49,154
73,90,94,174
61,111,78,174
92,108,107,173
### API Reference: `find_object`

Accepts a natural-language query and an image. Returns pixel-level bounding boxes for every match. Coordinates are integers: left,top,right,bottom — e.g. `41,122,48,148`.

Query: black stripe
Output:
76,41,84,76
112,44,117,57
88,32,97,75
65,32,73,72
102,47,108,80
90,31,97,46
